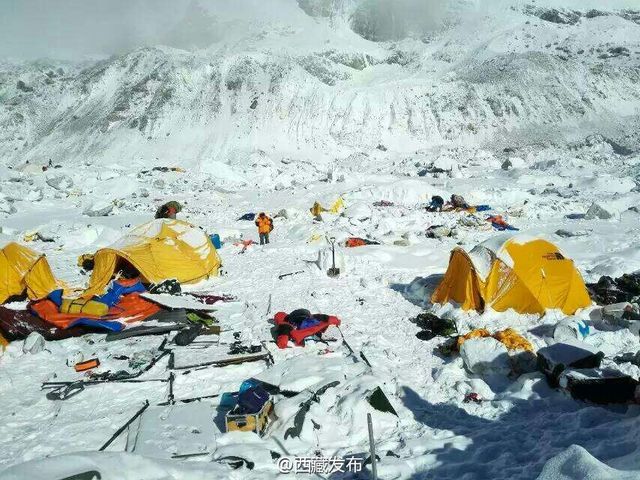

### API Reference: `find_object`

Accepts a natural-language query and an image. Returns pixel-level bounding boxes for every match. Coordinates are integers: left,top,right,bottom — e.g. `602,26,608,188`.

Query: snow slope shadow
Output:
400,386,640,480
389,275,444,308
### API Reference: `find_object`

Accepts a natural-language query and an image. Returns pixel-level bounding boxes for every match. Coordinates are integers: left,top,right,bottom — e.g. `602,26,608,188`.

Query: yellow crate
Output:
225,400,273,435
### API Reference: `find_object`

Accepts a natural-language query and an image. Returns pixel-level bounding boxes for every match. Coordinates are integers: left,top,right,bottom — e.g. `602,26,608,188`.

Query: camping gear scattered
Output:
463,392,483,404
367,387,398,416
553,317,590,341
310,198,344,220
0,242,61,304
587,272,640,305
412,313,457,341
278,271,304,280
284,381,340,439
234,239,255,254
173,324,203,346
83,219,221,297
432,235,591,315
457,328,533,352
614,351,640,368
426,196,444,212
0,306,95,341
43,339,171,396
106,324,184,342
226,398,273,435
373,200,394,207
327,237,340,278
345,237,380,248
171,351,269,370
190,293,236,305
486,215,519,231
537,341,604,387
31,289,161,331
238,213,256,221
337,326,398,416
209,234,222,249
425,225,454,239
154,200,183,220
148,279,181,295
449,194,470,210
151,167,185,173
74,358,100,372
140,292,217,312
273,310,341,348
237,383,270,413
367,413,378,480
60,298,109,316
45,382,85,401
126,402,217,458
100,400,150,451
558,368,639,404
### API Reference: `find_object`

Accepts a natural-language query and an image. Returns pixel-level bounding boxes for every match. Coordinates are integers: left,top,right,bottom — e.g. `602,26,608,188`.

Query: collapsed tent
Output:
0,243,60,304
31,279,161,331
85,219,221,297
431,235,591,315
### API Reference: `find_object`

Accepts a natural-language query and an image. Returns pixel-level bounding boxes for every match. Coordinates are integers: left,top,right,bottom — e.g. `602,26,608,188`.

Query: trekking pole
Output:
367,413,378,480
266,294,272,317
99,400,149,451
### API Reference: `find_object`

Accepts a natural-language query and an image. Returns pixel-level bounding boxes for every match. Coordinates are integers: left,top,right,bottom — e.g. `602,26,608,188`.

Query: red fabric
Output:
276,334,289,349
290,323,333,345
273,311,341,348
30,293,161,329
346,238,367,248
486,215,508,227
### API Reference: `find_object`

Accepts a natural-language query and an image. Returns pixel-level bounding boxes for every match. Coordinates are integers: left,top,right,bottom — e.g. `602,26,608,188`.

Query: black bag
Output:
537,341,604,387
237,385,270,413
559,368,639,404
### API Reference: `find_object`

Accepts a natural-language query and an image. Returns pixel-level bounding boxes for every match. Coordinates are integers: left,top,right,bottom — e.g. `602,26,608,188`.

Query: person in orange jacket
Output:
255,212,273,245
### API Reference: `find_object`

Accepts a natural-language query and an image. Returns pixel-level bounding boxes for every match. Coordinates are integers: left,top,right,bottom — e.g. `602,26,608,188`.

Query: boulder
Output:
460,337,511,375
585,203,612,220
23,332,45,354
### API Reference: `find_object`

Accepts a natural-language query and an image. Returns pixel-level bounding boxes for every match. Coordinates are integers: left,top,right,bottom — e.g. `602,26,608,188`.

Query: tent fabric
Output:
0,243,60,304
0,306,95,341
432,235,591,315
30,292,161,330
85,219,221,297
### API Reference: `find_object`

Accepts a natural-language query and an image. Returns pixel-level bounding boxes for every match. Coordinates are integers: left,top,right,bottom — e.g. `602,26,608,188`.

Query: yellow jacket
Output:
255,215,273,234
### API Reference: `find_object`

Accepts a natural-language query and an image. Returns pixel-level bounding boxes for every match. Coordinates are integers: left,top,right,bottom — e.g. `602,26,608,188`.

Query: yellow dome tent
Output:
85,219,221,297
431,235,591,315
0,242,60,304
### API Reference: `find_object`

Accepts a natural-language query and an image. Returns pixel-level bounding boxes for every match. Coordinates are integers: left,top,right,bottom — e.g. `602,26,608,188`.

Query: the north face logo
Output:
543,252,565,260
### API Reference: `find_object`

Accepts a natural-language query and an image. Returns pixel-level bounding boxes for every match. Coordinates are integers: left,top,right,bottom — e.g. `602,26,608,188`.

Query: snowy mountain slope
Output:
1,2,639,169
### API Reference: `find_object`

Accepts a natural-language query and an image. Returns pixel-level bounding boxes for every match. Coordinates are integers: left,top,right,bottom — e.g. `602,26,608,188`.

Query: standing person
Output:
255,212,273,245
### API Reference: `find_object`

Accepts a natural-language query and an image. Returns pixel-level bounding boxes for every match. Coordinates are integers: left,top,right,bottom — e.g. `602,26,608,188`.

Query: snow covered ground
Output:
1,1,640,479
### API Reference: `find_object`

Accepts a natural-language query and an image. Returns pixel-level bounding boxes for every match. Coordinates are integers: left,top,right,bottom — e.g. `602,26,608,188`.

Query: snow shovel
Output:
327,237,340,278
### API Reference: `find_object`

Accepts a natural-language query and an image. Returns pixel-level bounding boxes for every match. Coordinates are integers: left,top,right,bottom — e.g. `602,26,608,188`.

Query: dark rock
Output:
16,80,34,93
